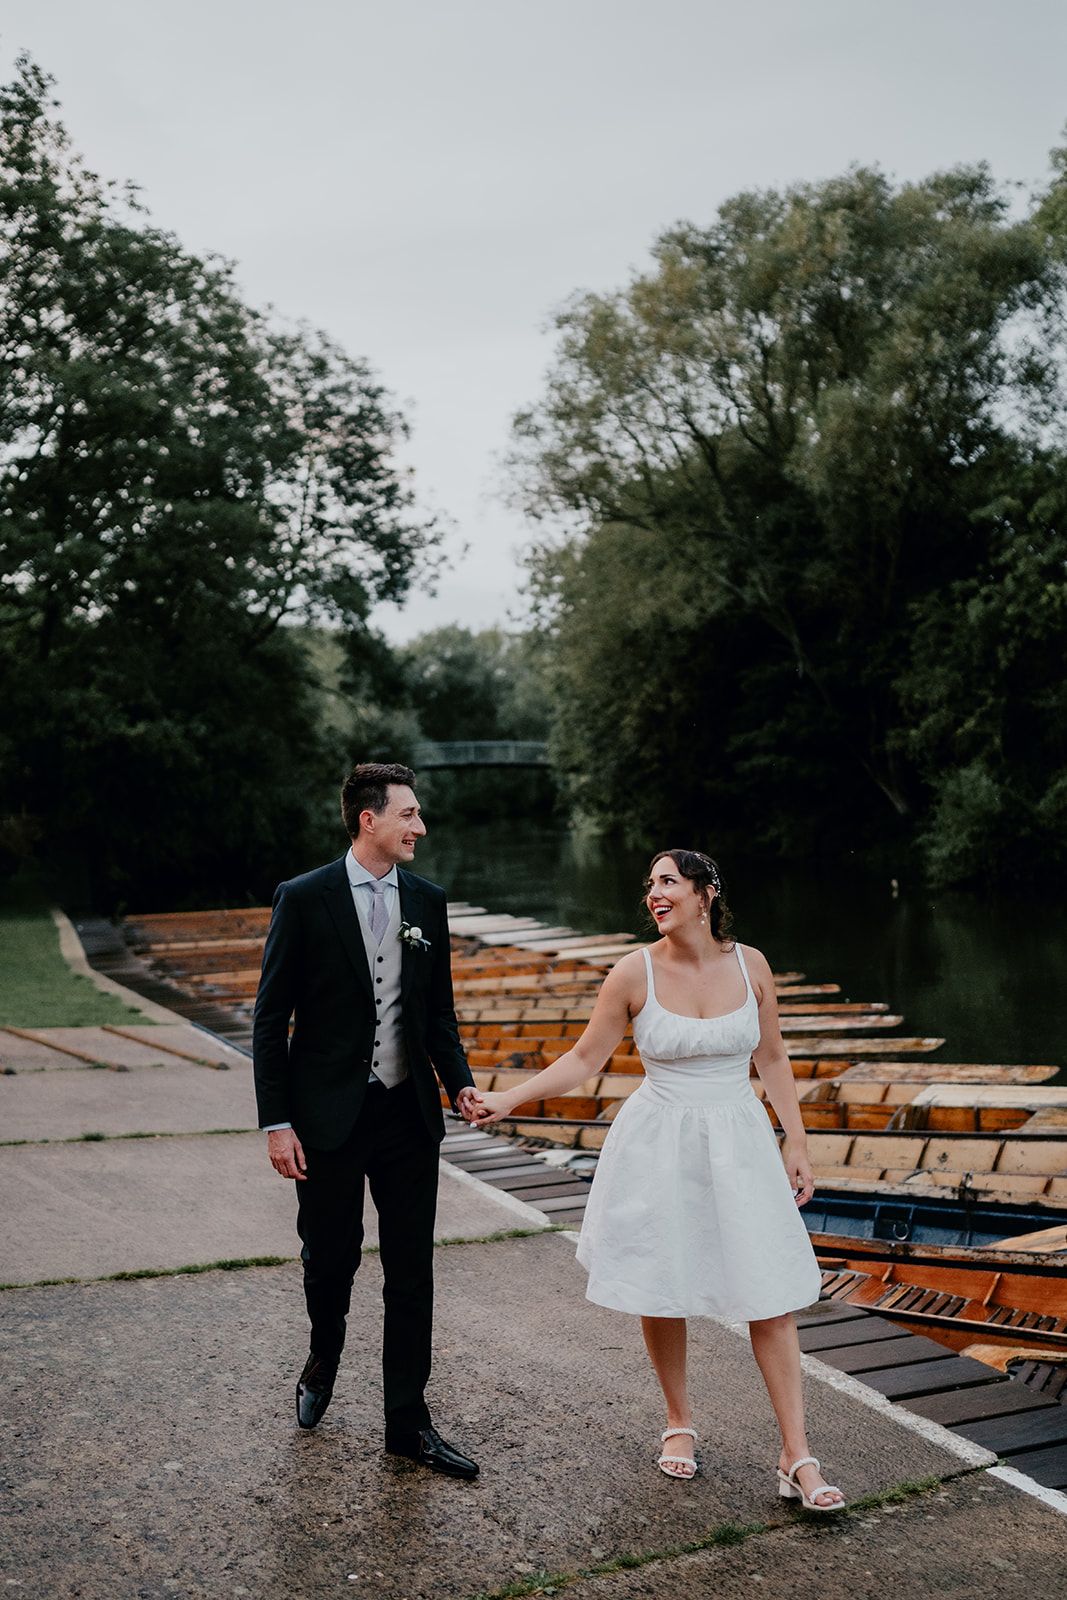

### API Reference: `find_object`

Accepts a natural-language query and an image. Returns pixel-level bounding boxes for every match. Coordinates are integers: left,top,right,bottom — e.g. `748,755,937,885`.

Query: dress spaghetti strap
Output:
733,941,754,1002
641,945,658,1006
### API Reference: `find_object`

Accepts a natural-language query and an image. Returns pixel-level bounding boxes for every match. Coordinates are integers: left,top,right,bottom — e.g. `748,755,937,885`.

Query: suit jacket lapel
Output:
322,856,374,1002
398,870,423,1002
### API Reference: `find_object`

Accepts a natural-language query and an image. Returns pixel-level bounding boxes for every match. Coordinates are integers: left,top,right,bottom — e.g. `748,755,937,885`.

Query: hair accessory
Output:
691,851,721,893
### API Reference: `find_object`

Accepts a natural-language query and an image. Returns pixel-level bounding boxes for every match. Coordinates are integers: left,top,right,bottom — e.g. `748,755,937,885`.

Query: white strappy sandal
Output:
776,1455,845,1512
657,1426,698,1479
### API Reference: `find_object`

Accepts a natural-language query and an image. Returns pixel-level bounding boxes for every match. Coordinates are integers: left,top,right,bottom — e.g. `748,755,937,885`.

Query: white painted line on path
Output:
989,1463,1067,1519
789,1344,997,1468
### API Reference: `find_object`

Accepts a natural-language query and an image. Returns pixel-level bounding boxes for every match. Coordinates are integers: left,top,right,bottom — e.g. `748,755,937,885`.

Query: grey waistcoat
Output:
352,885,409,1088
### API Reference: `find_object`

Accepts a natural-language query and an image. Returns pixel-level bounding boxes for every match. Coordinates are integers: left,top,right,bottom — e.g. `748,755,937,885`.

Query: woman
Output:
471,849,844,1510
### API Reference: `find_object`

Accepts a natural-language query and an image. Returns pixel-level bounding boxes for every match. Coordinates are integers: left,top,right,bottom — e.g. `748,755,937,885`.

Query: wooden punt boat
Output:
464,1050,1043,1096
802,1128,1067,1206
482,931,637,951
802,1187,1066,1249
464,1062,1067,1139
815,1234,1067,1355
459,1019,945,1059
451,972,846,999
125,908,271,945
834,1061,1059,1086
122,906,1064,1203
460,1063,1067,1196
783,1079,1067,1134
452,957,604,982
446,915,550,932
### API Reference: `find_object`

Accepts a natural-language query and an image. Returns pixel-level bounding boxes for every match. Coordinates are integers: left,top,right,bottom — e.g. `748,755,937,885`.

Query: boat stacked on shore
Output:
121,900,1067,1366
440,904,1067,1365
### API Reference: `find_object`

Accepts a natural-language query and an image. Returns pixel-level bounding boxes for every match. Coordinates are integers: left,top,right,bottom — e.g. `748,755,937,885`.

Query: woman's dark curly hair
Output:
645,848,734,946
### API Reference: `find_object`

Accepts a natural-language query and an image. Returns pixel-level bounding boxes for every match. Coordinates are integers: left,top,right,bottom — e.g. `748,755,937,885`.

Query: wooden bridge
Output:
412,740,549,770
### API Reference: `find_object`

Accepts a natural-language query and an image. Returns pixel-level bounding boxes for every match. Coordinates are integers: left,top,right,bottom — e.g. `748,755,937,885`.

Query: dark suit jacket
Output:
252,855,473,1149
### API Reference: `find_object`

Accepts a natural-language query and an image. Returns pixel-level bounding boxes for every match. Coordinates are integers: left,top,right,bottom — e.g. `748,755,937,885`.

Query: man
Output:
253,761,480,1479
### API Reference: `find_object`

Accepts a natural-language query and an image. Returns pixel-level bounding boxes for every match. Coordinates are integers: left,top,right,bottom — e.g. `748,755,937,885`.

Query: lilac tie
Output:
369,883,388,946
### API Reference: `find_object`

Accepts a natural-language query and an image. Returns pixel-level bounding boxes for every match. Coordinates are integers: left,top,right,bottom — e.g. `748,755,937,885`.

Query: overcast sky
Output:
4,1,1067,640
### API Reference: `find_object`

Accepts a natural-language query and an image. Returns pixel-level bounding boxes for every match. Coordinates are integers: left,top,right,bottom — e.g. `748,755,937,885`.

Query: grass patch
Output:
0,1230,554,1290
0,1254,295,1290
107,1255,291,1281
845,1473,946,1511
465,1522,768,1600
0,895,146,1027
464,1476,953,1599
0,1127,254,1147
438,1226,563,1246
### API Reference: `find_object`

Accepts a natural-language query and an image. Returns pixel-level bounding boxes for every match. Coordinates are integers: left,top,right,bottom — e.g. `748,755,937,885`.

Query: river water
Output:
415,823,1067,1082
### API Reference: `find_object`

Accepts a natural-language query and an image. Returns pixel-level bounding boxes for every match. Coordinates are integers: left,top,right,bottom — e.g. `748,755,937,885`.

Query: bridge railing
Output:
412,740,549,769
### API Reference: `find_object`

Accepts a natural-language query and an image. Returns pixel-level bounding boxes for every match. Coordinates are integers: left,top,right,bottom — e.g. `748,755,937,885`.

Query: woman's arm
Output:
746,945,815,1205
471,954,640,1125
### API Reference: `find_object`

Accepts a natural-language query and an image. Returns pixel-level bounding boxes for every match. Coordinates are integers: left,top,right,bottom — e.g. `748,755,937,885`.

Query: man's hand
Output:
454,1087,482,1124
267,1127,307,1180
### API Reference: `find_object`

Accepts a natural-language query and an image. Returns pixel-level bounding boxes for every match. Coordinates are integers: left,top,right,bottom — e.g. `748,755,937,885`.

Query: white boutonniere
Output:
398,921,431,951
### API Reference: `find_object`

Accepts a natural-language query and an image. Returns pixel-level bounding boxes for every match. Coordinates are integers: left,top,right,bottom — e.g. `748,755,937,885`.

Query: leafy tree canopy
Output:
514,154,1067,883
395,624,557,823
0,56,442,905
399,624,552,743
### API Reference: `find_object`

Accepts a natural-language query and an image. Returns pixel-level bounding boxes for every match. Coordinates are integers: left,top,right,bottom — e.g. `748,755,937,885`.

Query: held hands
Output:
267,1127,307,1181
783,1139,815,1207
454,1087,482,1124
467,1090,515,1127
452,1086,512,1126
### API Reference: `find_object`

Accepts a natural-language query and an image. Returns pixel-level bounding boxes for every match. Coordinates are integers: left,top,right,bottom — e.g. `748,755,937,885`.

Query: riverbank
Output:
0,891,150,1028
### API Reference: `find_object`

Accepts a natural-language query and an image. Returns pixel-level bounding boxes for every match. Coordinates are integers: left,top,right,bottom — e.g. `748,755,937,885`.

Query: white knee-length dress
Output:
576,943,822,1321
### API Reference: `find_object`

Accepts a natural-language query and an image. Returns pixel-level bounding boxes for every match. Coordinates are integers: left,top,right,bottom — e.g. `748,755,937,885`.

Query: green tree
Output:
396,625,557,821
399,624,551,742
0,56,440,904
514,160,1067,877
897,467,1067,883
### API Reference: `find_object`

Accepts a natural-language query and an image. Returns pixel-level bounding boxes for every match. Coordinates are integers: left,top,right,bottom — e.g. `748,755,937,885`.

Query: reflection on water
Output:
415,823,1067,1082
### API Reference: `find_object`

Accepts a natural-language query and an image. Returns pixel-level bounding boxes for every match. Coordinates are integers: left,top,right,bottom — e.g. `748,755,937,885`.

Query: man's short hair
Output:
340,762,417,837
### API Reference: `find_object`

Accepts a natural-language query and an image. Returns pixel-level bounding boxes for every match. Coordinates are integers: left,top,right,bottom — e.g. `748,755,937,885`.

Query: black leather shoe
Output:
296,1354,337,1429
384,1425,479,1479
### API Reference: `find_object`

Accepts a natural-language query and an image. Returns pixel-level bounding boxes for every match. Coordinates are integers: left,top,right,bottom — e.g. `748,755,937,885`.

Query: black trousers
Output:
295,1076,439,1434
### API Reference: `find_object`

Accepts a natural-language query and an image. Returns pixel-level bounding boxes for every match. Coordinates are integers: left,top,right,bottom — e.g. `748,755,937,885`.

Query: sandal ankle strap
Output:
661,1427,698,1441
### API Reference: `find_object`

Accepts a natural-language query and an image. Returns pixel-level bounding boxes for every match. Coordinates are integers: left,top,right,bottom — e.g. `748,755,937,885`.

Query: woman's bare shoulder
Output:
611,946,649,974
599,946,648,1003
739,942,774,993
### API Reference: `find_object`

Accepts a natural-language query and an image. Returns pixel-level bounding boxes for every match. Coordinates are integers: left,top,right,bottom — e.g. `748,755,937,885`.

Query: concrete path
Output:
0,1021,248,1071
556,1472,1065,1598
0,916,1064,1597
0,1135,532,1285
0,1233,1019,1600
0,1059,255,1142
